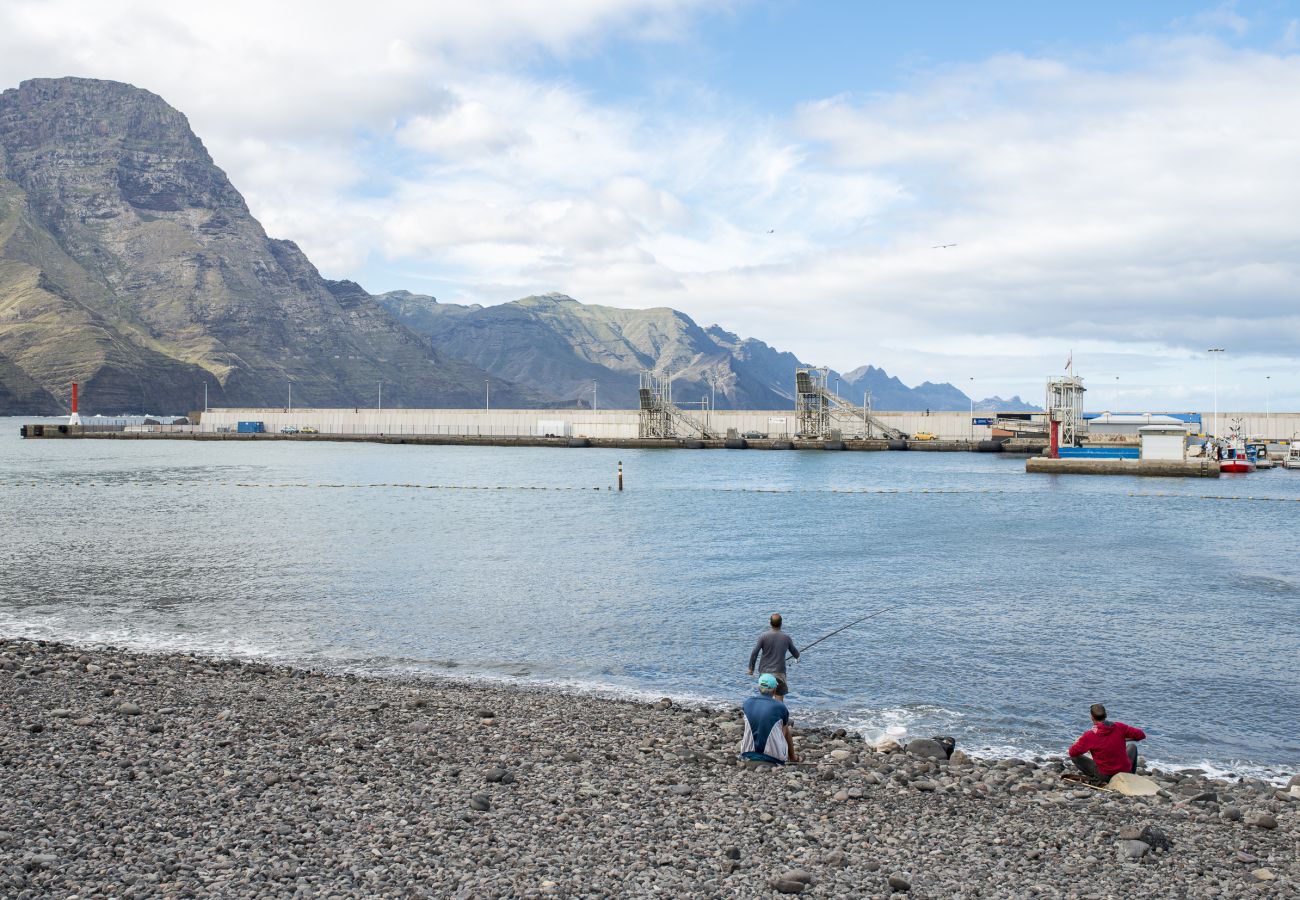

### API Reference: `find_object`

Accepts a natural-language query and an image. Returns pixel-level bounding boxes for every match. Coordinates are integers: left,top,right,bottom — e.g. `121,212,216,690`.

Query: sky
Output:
1,0,1299,410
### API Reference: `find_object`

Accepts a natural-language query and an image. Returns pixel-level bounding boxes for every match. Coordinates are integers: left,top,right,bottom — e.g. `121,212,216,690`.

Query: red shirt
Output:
1069,720,1145,777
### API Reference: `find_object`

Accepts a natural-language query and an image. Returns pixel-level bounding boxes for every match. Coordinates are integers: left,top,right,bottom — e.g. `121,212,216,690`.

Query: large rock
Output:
906,738,949,760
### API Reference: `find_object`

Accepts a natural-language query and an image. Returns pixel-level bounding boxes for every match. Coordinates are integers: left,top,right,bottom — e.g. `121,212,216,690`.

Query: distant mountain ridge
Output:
375,290,1026,411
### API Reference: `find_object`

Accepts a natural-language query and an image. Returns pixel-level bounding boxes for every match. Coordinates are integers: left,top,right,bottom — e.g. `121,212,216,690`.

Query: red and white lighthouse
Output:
69,382,81,425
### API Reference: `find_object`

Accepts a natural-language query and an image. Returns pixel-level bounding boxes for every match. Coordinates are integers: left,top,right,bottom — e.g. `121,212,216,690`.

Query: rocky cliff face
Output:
0,77,537,414
378,292,796,409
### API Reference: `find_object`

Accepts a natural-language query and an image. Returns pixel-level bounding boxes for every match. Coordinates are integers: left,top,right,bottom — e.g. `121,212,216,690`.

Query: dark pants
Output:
1072,742,1138,780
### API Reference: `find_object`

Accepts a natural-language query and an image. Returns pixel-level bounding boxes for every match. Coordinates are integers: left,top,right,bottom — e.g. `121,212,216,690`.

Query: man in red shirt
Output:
1069,703,1145,781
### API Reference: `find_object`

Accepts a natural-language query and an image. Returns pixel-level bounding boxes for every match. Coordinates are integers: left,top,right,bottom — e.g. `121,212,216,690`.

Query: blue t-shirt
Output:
740,695,790,764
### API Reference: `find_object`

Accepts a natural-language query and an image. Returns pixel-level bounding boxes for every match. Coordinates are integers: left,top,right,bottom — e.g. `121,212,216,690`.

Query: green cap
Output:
758,673,778,690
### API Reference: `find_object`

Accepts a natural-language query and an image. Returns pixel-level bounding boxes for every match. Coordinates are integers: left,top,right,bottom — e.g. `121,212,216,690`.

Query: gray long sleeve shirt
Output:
749,629,798,674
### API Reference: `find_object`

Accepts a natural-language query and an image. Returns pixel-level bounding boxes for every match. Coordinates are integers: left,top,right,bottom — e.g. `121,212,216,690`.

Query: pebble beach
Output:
1,638,1296,898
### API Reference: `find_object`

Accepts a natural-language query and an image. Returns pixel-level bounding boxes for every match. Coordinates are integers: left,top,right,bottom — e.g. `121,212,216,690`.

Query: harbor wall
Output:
195,408,1001,440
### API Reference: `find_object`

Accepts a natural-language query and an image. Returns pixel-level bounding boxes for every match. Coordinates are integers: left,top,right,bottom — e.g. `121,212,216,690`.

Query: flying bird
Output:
932,243,957,249
766,229,775,234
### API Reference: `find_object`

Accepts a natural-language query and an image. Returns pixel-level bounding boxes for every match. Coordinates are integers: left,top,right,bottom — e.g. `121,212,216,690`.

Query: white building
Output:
1139,425,1188,461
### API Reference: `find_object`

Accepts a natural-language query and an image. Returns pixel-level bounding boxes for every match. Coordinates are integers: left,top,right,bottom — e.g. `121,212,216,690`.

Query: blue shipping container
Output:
236,421,265,434
1058,446,1138,459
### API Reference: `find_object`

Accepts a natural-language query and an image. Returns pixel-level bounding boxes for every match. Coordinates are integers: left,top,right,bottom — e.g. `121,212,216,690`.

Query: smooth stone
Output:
1220,806,1242,822
26,722,44,733
772,879,805,894
469,795,491,812
668,784,692,796
72,716,94,726
484,768,507,783
1236,851,1258,864
50,709,73,718
887,874,912,892
724,847,740,860
1118,840,1150,861
1244,811,1277,829
117,701,141,715
1189,791,1217,803
905,738,948,760
829,749,852,762
778,869,813,884
824,850,847,868
1251,868,1276,881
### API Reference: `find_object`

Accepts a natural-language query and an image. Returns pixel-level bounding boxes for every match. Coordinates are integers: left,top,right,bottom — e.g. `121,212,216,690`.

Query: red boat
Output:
1217,440,1256,473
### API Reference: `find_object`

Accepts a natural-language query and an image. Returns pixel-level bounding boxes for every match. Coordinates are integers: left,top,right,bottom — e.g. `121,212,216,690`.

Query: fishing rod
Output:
788,604,902,661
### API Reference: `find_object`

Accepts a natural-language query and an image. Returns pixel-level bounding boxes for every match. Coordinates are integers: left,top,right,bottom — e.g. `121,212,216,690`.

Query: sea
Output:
2,418,1297,781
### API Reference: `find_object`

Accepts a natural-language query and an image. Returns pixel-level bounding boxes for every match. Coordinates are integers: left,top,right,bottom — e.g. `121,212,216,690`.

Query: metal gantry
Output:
638,371,712,438
795,366,904,440
1046,375,1087,448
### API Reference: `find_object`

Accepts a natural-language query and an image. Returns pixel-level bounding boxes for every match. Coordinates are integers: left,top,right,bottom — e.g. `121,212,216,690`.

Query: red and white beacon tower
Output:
69,382,81,426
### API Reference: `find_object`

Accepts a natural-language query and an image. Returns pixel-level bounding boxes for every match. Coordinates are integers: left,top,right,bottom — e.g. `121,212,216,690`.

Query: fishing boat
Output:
1285,441,1300,470
1249,441,1274,469
1217,439,1255,474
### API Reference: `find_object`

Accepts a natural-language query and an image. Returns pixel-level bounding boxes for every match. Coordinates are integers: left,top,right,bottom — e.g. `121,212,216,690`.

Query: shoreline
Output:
2,637,1295,897
1,625,1292,786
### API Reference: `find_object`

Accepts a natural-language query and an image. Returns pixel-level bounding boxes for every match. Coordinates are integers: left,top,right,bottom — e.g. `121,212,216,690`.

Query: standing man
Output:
1068,703,1145,782
740,673,797,764
748,613,798,700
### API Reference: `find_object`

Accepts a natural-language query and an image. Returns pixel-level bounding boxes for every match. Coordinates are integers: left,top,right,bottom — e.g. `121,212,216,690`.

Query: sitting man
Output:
1068,703,1145,781
740,673,797,765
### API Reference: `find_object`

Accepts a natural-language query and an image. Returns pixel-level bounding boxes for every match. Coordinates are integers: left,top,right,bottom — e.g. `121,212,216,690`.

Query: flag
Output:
1064,352,1072,372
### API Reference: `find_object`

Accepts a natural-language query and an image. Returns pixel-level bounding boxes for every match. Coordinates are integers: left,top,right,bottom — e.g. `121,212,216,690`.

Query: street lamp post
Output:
288,381,292,413
485,380,490,411
1208,348,1224,437
1115,375,1120,413
593,380,597,411
377,381,382,412
1265,375,1271,440
968,377,974,441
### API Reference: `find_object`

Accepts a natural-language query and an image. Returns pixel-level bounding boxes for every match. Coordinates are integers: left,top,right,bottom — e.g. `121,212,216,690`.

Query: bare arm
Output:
784,722,797,763
747,640,761,674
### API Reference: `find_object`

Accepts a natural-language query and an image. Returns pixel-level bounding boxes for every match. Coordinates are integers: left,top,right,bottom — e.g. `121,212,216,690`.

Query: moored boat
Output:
1217,439,1255,473
1284,441,1300,470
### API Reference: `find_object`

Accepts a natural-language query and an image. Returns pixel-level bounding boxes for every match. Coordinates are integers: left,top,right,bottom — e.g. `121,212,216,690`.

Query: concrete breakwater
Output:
1027,457,1221,477
2,638,1295,898
20,426,1019,453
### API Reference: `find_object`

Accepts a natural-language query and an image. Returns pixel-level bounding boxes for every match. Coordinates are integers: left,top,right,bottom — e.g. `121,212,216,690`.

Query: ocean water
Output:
2,419,1297,780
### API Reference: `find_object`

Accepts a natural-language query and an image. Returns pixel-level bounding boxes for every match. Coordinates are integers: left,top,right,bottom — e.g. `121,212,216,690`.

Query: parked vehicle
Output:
913,431,937,441
300,426,319,434
742,431,767,439
280,426,299,434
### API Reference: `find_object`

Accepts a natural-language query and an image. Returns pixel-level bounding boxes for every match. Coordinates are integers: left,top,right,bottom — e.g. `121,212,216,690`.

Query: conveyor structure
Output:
638,371,713,439
794,367,905,440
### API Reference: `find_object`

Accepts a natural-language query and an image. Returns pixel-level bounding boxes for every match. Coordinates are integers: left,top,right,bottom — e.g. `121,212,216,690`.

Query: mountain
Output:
377,292,794,409
0,77,538,414
975,395,1042,412
840,365,970,411
376,291,986,411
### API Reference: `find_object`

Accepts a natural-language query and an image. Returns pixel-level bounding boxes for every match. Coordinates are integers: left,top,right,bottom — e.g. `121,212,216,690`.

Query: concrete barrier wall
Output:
196,408,1002,440
195,407,1300,441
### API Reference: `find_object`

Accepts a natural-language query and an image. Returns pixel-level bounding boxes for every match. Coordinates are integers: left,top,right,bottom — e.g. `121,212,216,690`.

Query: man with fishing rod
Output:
740,607,899,766
747,613,799,700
